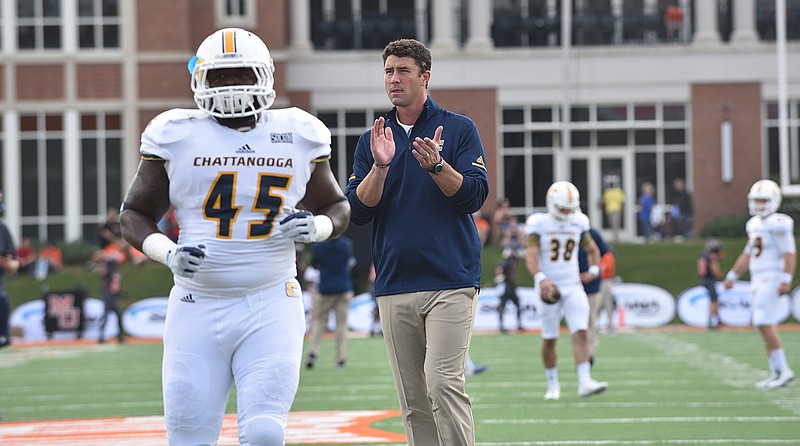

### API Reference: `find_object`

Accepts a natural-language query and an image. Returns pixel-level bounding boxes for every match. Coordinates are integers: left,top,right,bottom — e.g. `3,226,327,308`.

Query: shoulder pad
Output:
143,109,208,146
574,212,591,230
287,107,331,146
524,213,545,234
767,213,794,233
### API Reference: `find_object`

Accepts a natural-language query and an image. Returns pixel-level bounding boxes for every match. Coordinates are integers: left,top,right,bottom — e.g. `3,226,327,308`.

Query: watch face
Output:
434,162,443,173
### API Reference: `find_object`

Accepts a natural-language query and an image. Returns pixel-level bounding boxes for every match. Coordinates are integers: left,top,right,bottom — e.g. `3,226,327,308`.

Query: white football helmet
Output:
546,181,581,220
189,28,276,118
748,179,782,217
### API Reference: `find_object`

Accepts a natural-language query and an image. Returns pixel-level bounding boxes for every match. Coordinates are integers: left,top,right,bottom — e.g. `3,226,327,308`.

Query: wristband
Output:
142,233,177,266
374,162,390,169
725,271,738,282
588,265,600,277
312,215,334,242
780,272,793,284
534,272,547,288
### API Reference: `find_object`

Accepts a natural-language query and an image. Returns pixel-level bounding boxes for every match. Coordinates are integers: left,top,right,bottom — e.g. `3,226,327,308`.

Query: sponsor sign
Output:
677,281,791,327
316,282,676,333
121,297,169,338
10,297,119,341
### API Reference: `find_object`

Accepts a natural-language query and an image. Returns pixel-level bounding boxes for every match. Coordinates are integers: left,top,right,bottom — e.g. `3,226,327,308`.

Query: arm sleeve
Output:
447,120,489,214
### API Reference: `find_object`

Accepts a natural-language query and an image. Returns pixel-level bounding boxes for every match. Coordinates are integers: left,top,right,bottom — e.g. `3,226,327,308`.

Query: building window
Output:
17,0,62,50
311,0,424,50
80,112,123,242
217,0,256,27
315,108,386,188
20,113,65,241
77,0,120,49
498,102,689,219
765,100,800,183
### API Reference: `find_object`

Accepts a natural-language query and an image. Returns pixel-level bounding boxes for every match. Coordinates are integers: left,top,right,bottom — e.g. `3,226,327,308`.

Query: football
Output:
541,287,561,304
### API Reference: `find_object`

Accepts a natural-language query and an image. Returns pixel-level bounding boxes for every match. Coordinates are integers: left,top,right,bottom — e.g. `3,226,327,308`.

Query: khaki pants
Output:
309,290,353,363
377,287,478,446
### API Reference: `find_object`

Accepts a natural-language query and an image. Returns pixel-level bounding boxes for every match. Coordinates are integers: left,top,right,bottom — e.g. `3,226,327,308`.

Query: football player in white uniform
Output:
119,28,350,446
723,179,795,389
525,181,608,400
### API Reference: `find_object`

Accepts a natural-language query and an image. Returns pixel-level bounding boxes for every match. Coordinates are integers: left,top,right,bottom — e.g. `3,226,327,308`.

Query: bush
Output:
61,240,101,265
699,214,749,238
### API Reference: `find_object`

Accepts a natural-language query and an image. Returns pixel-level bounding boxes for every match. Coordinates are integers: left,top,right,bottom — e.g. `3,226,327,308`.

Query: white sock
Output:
576,362,591,384
770,348,789,373
545,367,559,388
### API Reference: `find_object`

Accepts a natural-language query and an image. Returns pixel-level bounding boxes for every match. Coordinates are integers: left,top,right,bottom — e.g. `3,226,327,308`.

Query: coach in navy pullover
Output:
345,96,488,297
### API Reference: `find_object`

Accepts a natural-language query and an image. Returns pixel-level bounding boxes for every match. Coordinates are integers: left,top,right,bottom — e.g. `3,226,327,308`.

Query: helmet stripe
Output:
223,29,236,53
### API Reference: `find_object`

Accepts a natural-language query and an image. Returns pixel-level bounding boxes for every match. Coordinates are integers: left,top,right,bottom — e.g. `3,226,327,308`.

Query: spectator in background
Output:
491,197,512,247
473,211,491,247
664,2,684,42
495,249,523,333
15,237,37,277
672,178,693,239
34,241,64,280
501,216,526,259
602,178,624,243
698,239,723,330
94,240,126,344
157,206,180,242
638,182,655,242
0,192,20,348
306,235,356,369
579,227,611,364
598,247,618,335
98,208,122,249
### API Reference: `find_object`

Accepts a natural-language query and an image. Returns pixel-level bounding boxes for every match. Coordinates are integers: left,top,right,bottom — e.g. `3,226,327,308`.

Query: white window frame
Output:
216,0,257,28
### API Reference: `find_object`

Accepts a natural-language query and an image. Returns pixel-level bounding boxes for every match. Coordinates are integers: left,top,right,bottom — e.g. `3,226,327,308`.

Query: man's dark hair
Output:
382,39,432,75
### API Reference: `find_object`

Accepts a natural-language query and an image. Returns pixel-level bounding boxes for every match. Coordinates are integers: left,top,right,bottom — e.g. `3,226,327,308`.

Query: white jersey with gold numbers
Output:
140,107,331,295
524,211,591,288
744,212,796,276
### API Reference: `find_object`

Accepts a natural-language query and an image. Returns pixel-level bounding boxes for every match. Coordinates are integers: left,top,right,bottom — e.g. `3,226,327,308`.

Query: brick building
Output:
0,0,798,244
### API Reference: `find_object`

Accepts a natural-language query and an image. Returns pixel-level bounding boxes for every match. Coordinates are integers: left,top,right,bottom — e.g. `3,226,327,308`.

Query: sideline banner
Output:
10,297,118,341
676,281,792,327
11,282,679,342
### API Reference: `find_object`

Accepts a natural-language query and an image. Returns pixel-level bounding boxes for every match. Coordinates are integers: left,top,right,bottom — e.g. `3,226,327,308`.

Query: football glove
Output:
166,245,206,278
279,211,333,243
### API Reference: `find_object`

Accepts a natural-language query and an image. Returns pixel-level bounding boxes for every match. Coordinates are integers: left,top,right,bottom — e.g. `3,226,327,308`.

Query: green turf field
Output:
1,328,799,445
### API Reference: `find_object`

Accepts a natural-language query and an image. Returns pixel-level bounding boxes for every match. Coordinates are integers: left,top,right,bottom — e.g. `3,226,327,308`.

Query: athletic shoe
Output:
764,369,795,389
336,360,346,369
543,386,561,400
306,353,316,369
578,379,608,398
755,373,779,389
473,364,489,375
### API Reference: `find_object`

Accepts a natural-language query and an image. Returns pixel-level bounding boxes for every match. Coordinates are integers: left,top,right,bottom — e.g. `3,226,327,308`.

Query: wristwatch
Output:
429,158,444,174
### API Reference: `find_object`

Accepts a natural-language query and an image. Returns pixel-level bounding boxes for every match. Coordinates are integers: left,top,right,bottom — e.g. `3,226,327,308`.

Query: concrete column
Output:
731,0,759,45
693,0,721,46
289,0,313,52
465,0,492,51
64,110,81,241
429,0,456,51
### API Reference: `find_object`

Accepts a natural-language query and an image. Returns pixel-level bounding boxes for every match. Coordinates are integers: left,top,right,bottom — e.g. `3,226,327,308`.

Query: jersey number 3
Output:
204,172,291,239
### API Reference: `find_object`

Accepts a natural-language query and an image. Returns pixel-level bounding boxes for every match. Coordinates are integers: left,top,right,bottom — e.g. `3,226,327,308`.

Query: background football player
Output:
120,28,350,445
525,181,608,400
723,179,795,389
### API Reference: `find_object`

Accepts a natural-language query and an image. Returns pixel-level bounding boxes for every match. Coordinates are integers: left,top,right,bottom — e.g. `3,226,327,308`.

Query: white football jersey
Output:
141,107,332,295
744,212,796,276
525,211,591,288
